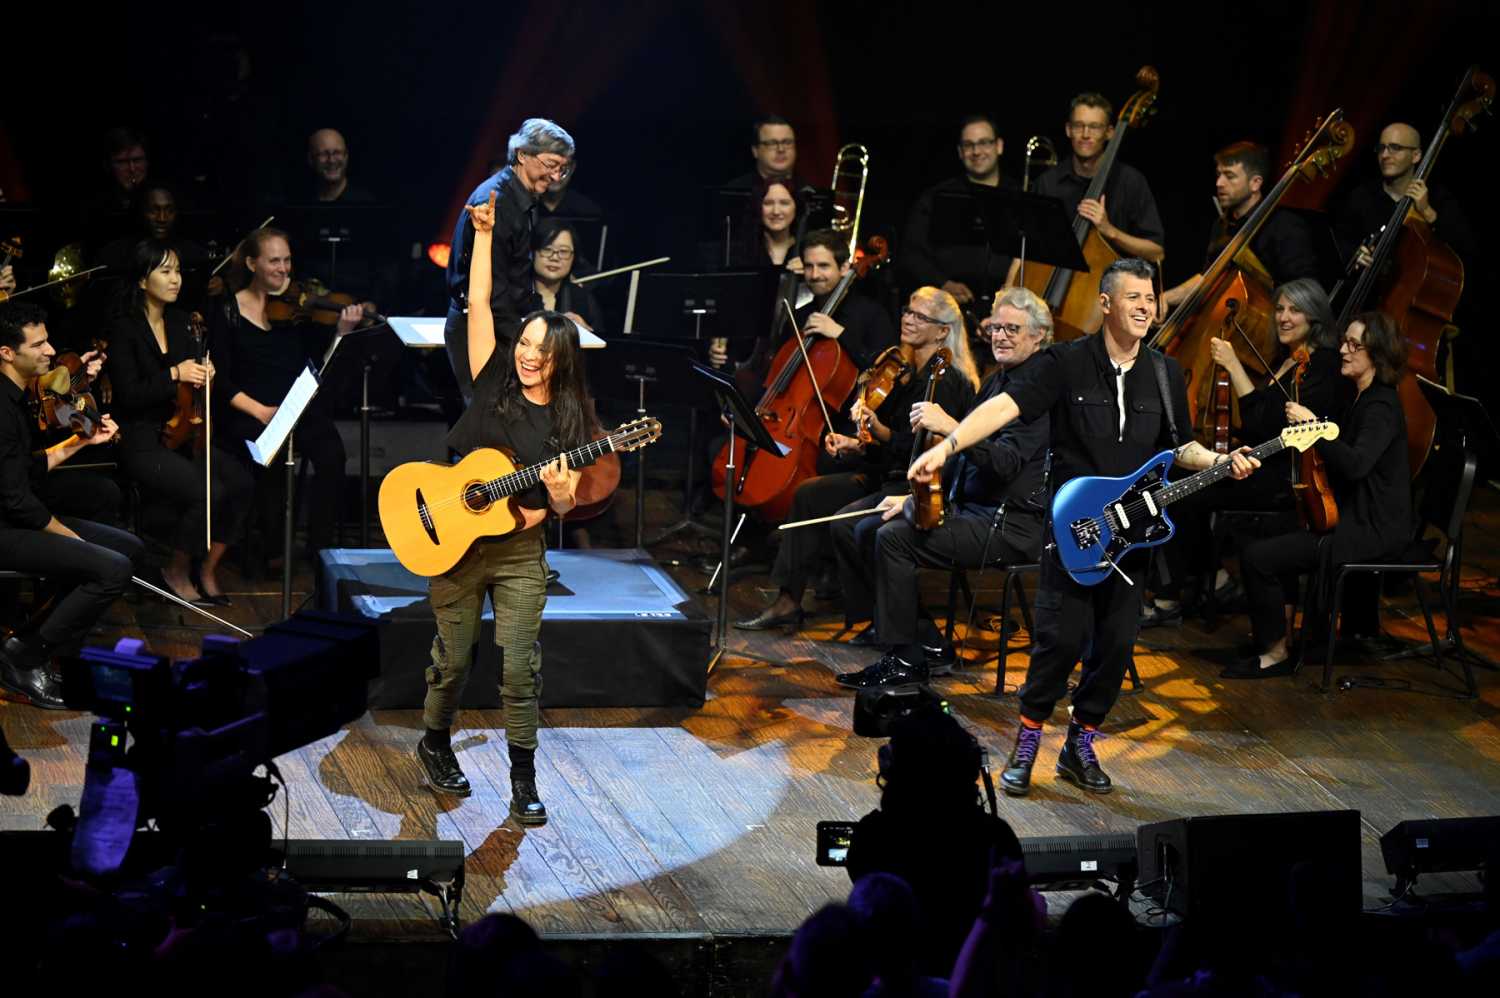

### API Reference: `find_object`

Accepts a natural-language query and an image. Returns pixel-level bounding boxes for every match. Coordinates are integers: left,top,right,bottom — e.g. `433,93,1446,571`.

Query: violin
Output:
266,278,382,327
855,344,914,445
1291,346,1338,532
1204,301,1239,455
907,349,952,531
27,350,109,438
161,312,208,452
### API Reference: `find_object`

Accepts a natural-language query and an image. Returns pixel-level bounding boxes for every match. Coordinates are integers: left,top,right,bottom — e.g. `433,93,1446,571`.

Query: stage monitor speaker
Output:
1021,832,1138,897
282,838,466,935
1137,809,1361,923
1380,815,1500,896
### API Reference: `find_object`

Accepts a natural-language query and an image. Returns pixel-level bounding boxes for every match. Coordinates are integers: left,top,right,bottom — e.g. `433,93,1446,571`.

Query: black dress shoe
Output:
1,635,49,673
0,657,65,710
1056,721,1112,794
1001,723,1044,797
415,737,472,797
510,777,548,826
733,605,804,632
848,626,882,647
1219,654,1297,679
835,652,927,690
923,642,957,676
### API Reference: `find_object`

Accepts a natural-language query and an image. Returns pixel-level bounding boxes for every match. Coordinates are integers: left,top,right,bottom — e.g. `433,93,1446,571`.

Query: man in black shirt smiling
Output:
444,118,575,404
910,260,1260,797
0,302,142,709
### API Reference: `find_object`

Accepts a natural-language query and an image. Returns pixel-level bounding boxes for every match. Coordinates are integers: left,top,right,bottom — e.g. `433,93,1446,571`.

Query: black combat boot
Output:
509,745,548,826
1056,720,1112,794
1000,722,1044,796
415,729,471,797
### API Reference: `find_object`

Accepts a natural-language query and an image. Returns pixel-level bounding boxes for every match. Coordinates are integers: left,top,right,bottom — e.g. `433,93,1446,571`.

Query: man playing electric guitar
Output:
909,259,1259,797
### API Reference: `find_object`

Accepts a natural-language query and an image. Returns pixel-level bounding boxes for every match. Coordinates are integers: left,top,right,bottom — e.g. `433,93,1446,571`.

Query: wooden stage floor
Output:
3,485,1498,945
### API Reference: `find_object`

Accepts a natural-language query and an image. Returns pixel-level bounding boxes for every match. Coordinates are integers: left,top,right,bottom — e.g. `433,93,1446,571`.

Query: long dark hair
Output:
492,310,598,450
740,177,800,265
126,238,178,317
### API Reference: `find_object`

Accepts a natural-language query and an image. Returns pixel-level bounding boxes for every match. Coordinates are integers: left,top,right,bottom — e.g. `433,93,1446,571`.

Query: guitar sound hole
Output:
463,482,491,513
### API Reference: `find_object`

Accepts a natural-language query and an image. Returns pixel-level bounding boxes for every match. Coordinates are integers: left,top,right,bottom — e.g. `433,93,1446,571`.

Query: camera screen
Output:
816,821,856,867
91,664,136,706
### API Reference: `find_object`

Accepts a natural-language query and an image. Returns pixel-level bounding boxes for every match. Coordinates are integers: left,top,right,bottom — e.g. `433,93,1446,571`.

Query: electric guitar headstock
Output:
1280,418,1339,452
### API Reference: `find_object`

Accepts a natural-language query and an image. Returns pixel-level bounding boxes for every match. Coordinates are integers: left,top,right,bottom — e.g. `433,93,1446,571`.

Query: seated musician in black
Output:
1163,142,1321,308
531,219,603,336
832,288,1051,689
1004,93,1166,285
97,184,218,311
208,227,361,562
909,259,1259,796
901,115,1017,311
107,240,256,605
724,115,799,191
1333,122,1476,275
1149,278,1350,620
735,281,972,632
1230,312,1411,678
0,302,142,709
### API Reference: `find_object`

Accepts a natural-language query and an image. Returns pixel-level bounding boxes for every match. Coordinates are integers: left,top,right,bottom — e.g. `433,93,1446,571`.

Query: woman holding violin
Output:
735,284,976,633
209,227,360,560
1148,278,1349,623
105,240,255,604
1229,311,1410,679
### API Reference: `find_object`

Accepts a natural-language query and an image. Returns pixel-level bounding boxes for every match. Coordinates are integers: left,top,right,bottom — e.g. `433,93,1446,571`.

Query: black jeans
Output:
0,517,143,652
119,438,257,549
35,469,123,525
771,471,883,601
1017,543,1146,728
224,410,346,554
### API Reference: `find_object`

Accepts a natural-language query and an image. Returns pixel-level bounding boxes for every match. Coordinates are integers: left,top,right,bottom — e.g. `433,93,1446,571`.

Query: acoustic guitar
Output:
379,417,662,576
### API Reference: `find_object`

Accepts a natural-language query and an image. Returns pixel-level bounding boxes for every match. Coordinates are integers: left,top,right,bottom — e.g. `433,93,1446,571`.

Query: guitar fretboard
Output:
480,436,616,500
1153,437,1289,507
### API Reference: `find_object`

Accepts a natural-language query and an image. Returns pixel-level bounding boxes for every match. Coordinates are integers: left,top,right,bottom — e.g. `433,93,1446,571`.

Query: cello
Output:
1150,109,1355,442
710,266,862,522
1023,66,1161,341
1333,66,1492,477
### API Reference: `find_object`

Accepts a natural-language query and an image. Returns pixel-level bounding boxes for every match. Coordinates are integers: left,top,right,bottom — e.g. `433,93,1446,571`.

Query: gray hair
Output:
507,118,575,164
1099,257,1156,298
1271,277,1338,350
992,287,1054,346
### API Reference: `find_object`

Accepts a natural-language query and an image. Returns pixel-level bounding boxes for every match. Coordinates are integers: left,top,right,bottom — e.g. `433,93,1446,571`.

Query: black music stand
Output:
931,187,1086,288
588,338,698,549
693,361,789,672
634,270,773,546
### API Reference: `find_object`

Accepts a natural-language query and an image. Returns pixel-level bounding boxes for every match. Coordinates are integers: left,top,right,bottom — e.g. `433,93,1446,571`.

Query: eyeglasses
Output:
1340,336,1367,352
537,247,575,261
1066,121,1109,135
1374,143,1419,155
757,138,795,150
958,138,997,152
902,307,947,327
527,153,573,180
980,320,1026,338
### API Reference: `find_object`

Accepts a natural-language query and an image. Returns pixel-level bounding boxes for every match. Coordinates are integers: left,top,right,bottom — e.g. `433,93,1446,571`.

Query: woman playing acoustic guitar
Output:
414,190,594,827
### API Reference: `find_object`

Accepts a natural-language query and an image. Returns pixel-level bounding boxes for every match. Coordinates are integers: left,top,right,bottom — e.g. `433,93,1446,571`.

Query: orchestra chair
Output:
1303,448,1479,698
1201,508,1288,628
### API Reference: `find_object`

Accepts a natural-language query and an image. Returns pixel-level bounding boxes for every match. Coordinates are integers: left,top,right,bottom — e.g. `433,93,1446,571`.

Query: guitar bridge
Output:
1069,517,1101,551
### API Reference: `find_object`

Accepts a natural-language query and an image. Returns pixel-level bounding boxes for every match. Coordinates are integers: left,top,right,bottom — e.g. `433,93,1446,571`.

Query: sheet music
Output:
246,366,319,467
387,314,604,349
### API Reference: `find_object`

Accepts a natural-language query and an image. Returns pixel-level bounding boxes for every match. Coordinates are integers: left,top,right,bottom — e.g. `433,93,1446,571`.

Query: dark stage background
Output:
4,0,1496,380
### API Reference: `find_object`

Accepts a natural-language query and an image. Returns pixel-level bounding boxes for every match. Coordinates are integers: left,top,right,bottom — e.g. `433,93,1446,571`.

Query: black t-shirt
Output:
1035,159,1166,248
0,375,51,529
1205,207,1319,286
1332,178,1476,272
1008,334,1193,492
447,349,556,509
867,351,975,482
899,175,1022,296
207,298,319,444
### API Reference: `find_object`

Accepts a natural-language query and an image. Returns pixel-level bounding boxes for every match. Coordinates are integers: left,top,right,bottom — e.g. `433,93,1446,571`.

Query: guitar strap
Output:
1148,348,1179,445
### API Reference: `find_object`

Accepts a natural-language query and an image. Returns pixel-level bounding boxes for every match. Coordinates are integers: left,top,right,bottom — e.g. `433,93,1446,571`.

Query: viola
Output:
1291,347,1338,532
28,351,108,438
907,348,952,531
855,344,914,445
161,312,208,452
266,278,382,327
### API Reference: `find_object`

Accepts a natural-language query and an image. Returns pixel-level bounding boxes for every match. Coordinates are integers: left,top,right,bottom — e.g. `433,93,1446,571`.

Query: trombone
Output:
830,143,869,260
1022,135,1058,192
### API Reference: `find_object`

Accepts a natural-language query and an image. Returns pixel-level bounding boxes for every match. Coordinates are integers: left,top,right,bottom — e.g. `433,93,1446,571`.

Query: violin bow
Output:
780,298,837,439
1222,298,1292,403
209,216,276,279
132,575,252,638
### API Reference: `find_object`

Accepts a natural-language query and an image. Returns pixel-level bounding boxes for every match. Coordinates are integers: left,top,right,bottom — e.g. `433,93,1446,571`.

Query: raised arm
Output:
465,190,499,382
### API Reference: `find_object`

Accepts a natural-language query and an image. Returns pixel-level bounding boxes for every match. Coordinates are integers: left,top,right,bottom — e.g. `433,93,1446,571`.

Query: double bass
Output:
1333,65,1492,477
710,267,862,522
1150,109,1355,441
1023,66,1161,341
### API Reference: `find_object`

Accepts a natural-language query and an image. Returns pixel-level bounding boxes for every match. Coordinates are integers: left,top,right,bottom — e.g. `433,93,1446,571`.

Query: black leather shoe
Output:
1056,721,1112,794
1,635,48,673
848,625,881,647
733,605,803,632
835,652,927,690
415,737,472,797
1001,723,1044,797
923,642,957,676
511,777,548,826
0,657,65,710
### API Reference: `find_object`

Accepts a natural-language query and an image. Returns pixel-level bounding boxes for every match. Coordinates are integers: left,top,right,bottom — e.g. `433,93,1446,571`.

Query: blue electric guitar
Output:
1050,419,1340,586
